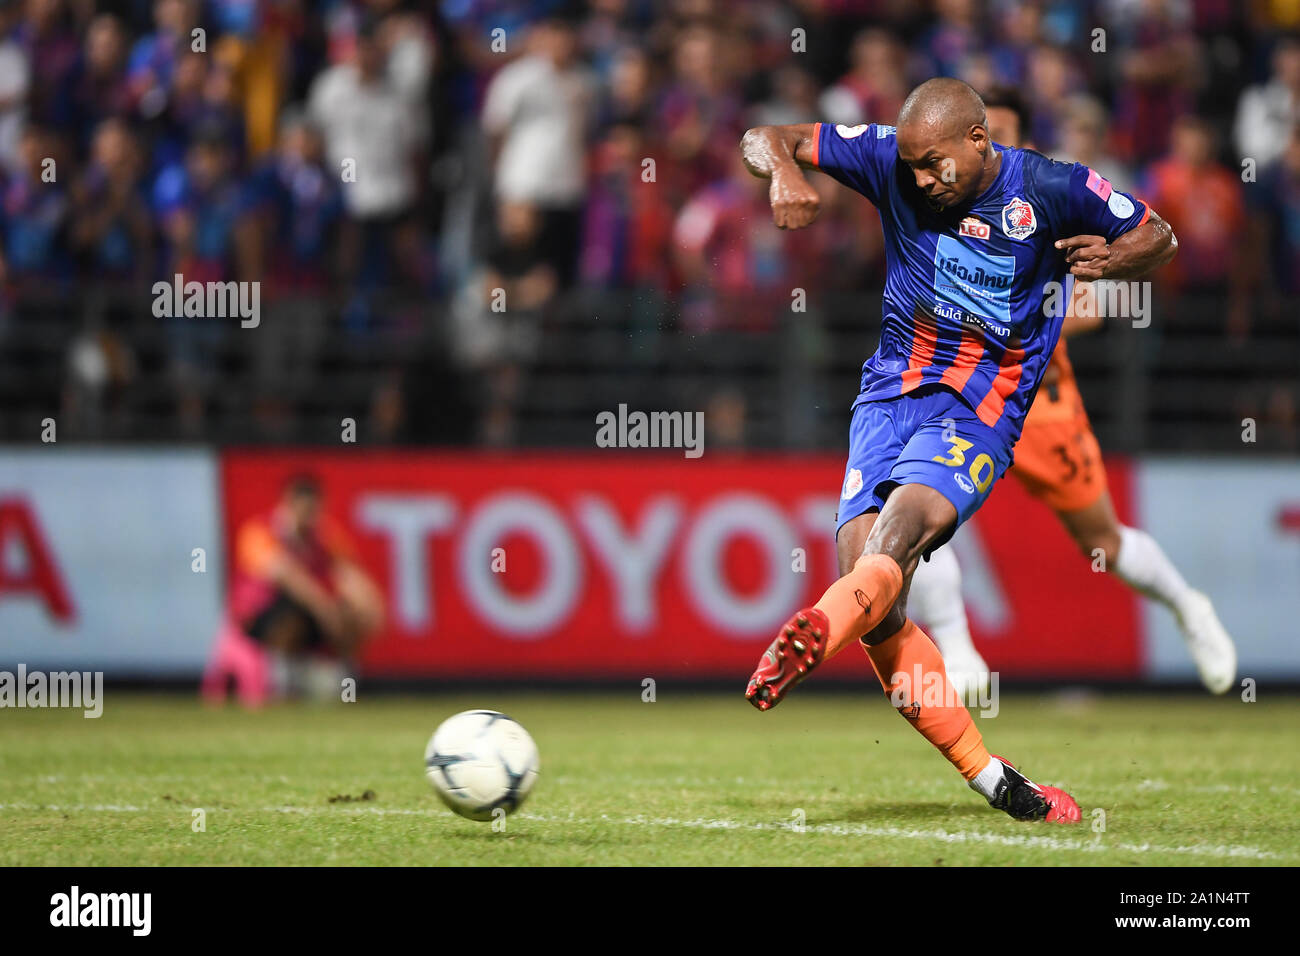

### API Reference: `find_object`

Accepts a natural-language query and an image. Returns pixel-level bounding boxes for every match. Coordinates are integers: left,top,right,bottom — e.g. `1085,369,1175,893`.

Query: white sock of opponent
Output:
908,544,978,660
1112,524,1195,616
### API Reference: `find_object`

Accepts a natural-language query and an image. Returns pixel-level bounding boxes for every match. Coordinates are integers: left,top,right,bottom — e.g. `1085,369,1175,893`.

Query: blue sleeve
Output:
126,38,155,80
811,122,897,206
1062,163,1149,242
151,164,189,218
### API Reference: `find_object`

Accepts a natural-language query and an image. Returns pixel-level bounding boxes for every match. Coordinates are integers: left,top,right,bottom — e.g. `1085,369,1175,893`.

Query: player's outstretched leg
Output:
745,552,903,711
1060,499,1237,694
1111,524,1236,694
861,616,1080,823
907,542,989,702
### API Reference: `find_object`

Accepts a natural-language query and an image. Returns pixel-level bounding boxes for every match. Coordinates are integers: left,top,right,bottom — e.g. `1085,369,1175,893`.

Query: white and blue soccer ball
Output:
424,710,540,821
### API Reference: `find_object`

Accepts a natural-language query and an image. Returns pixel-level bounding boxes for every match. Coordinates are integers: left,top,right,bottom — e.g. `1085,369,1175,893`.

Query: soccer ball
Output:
423,710,540,821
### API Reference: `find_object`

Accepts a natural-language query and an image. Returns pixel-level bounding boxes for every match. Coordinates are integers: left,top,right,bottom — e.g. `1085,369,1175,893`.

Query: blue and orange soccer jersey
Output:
810,121,1150,445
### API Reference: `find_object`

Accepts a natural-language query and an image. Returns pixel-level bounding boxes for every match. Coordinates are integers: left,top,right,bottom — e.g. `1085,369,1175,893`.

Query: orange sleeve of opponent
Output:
318,515,357,564
237,519,283,579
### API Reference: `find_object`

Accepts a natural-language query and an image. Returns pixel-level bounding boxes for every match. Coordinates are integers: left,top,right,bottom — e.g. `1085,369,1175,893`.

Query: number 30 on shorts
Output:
931,436,995,493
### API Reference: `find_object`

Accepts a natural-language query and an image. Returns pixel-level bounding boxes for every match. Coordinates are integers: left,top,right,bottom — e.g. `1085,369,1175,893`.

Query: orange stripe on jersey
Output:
939,330,986,394
899,317,939,393
809,122,821,167
1134,197,1151,227
975,346,1026,427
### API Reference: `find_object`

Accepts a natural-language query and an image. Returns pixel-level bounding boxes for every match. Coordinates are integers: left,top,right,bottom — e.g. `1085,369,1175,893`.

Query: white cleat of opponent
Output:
1176,590,1237,695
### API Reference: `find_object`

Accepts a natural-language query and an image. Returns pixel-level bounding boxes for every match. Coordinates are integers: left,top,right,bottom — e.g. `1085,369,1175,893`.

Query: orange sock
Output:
862,618,990,781
813,553,904,661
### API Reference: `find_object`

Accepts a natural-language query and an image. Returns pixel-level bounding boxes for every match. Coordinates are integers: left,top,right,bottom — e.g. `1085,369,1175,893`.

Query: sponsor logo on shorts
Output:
842,467,863,499
1001,197,1037,240
954,472,976,494
959,217,990,240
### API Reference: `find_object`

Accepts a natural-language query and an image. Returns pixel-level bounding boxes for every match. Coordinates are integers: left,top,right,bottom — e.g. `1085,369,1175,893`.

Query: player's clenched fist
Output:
1054,234,1110,280
769,166,821,229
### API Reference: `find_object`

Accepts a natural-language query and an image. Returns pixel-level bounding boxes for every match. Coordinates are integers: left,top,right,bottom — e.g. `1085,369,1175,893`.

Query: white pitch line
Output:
516,812,1279,861
1131,778,1300,798
0,803,1281,860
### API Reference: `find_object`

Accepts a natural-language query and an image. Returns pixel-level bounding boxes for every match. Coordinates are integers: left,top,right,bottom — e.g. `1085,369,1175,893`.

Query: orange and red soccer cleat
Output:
744,608,829,711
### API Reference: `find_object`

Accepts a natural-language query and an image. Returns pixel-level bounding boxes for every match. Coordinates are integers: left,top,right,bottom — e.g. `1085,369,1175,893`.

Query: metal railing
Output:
0,285,1294,452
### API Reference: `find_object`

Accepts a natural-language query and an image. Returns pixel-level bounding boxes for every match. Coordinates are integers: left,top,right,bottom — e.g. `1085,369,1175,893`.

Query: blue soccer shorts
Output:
835,384,1014,549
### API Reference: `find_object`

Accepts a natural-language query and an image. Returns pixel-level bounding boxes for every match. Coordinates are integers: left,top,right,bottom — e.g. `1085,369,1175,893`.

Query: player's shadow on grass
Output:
814,802,986,827
727,793,985,827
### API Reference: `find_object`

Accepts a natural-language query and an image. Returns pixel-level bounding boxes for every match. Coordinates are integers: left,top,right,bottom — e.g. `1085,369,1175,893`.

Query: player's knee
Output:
836,511,876,576
861,603,907,647
1073,526,1121,566
869,494,954,570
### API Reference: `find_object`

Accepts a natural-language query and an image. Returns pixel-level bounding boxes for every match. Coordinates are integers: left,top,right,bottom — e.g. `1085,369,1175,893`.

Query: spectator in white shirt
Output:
1235,37,1300,169
482,17,594,285
308,16,429,220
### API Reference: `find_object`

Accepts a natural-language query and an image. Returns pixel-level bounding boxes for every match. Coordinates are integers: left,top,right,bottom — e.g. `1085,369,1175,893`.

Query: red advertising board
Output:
220,451,1141,680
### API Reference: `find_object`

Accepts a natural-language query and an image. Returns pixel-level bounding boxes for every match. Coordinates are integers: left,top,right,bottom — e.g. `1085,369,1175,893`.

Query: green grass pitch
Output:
1,690,1297,866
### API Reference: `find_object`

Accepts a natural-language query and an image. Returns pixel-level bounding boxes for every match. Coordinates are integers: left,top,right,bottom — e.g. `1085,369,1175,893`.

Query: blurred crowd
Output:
0,0,1297,444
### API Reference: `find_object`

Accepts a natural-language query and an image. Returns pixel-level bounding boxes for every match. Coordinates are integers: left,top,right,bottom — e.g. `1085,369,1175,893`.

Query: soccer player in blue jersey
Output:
739,78,1178,823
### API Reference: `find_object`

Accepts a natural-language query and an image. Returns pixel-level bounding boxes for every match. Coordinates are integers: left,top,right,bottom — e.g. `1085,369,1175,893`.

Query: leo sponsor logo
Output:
959,217,990,240
1001,197,1037,240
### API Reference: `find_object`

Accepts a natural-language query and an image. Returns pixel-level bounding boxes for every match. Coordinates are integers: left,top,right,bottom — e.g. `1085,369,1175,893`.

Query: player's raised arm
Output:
1055,209,1178,281
740,124,822,230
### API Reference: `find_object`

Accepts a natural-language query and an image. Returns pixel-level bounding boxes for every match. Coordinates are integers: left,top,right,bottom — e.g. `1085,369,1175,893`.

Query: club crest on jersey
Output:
959,217,990,240
842,468,863,500
1001,197,1037,240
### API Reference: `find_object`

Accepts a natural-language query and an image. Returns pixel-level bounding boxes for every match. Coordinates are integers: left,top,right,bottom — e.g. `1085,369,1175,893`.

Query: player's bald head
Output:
897,78,987,142
895,78,996,211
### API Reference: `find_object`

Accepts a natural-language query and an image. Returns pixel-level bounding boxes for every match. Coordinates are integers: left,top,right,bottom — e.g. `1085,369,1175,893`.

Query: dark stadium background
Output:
0,0,1296,688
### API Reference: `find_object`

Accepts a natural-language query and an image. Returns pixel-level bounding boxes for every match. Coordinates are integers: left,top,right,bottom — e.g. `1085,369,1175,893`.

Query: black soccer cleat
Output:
981,755,1081,824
